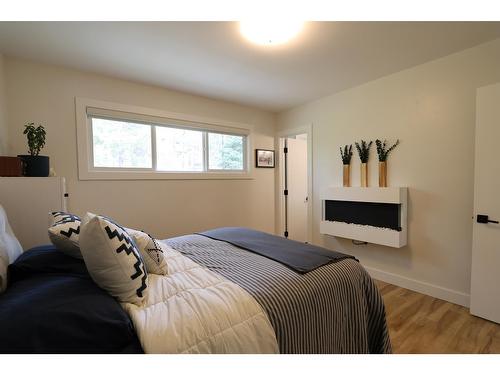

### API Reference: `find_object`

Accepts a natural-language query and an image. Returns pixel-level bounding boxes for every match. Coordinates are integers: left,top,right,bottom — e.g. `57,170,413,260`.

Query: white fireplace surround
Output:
319,187,408,248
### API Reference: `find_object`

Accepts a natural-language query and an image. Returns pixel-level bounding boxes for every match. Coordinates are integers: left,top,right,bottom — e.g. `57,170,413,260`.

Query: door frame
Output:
275,124,313,243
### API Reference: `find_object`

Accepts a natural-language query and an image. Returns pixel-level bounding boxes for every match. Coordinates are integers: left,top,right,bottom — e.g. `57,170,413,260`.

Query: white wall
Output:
0,54,7,155
277,38,500,306
5,57,277,238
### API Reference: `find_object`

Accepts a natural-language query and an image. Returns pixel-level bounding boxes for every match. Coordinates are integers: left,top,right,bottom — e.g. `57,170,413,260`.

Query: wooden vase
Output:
360,163,368,187
343,164,350,187
379,161,387,187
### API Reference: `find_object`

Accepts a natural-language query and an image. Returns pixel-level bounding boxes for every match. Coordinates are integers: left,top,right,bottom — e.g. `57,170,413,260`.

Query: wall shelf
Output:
320,187,408,248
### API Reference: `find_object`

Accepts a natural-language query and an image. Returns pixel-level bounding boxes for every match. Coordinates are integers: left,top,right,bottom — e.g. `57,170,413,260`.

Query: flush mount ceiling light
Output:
239,20,304,46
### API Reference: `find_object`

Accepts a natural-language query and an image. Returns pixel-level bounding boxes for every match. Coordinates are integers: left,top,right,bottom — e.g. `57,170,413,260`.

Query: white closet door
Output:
287,137,308,243
470,83,500,323
0,177,67,250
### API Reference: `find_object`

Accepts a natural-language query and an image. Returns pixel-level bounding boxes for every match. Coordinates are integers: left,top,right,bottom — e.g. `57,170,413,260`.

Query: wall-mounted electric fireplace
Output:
324,200,401,231
320,187,407,248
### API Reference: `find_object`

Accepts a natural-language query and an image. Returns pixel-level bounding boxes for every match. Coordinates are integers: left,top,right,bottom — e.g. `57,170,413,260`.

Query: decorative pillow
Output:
126,228,169,275
79,213,148,305
0,205,24,293
48,212,82,259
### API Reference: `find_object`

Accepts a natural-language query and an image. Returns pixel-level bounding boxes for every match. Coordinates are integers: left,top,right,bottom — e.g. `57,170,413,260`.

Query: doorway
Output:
277,125,313,243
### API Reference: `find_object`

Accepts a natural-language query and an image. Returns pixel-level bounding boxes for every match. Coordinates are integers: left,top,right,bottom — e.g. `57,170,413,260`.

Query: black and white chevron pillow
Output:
48,211,82,259
79,213,148,305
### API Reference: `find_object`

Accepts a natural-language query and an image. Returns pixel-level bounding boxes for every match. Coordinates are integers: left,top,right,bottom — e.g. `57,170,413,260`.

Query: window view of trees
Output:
91,116,246,173
156,127,203,171
92,118,152,168
208,133,244,170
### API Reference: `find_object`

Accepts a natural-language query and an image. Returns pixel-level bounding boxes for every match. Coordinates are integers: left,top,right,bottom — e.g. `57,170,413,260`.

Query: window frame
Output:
205,131,247,172
76,98,253,180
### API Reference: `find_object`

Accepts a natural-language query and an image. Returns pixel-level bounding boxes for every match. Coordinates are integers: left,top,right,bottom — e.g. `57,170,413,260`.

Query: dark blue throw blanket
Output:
0,245,143,354
197,227,355,274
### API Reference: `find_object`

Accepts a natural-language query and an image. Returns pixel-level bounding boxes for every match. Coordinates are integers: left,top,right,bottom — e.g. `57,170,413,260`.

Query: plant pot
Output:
360,163,368,187
17,155,50,177
379,161,387,187
343,164,351,187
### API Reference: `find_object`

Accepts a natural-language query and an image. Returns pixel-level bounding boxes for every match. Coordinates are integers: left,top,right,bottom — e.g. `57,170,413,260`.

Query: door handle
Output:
477,214,499,224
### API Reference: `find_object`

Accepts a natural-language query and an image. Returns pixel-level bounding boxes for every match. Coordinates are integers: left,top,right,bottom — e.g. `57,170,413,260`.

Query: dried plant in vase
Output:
376,139,400,187
340,144,353,187
355,140,372,187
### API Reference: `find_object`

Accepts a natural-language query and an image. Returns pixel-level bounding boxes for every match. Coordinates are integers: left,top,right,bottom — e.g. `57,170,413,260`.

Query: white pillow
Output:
126,228,169,275
48,211,82,259
79,213,148,305
0,205,23,293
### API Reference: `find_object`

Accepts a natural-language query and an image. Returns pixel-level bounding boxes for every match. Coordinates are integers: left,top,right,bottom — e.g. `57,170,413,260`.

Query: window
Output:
76,98,251,180
155,126,204,172
208,133,244,170
91,118,152,169
90,117,246,172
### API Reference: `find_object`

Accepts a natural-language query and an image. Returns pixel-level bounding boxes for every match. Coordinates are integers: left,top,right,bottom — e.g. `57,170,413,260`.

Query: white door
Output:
286,136,308,242
470,83,500,323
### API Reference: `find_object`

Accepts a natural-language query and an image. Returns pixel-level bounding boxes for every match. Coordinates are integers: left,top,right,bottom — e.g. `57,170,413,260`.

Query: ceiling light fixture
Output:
239,20,304,46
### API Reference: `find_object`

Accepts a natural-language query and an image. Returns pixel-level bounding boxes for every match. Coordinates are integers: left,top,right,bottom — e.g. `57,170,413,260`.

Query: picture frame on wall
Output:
255,149,275,168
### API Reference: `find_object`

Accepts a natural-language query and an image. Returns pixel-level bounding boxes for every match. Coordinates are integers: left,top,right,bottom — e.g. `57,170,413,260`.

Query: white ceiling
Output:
1,22,500,112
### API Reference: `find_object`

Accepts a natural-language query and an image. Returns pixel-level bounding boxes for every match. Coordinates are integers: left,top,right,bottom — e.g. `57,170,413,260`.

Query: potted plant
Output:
340,144,353,187
355,140,372,187
18,123,49,177
376,139,400,187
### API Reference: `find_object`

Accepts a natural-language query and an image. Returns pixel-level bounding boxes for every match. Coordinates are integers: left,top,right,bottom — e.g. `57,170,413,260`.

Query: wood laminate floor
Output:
375,280,500,353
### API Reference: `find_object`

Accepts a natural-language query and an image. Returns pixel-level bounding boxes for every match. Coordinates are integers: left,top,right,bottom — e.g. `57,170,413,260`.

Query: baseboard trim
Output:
365,266,470,307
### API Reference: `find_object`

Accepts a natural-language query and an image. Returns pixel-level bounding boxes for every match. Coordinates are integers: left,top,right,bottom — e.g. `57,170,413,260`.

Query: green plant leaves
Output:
355,139,373,163
23,122,46,156
376,139,399,161
340,144,353,165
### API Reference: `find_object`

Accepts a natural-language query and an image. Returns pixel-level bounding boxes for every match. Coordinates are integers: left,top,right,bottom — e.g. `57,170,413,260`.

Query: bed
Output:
0,227,391,354
166,232,391,354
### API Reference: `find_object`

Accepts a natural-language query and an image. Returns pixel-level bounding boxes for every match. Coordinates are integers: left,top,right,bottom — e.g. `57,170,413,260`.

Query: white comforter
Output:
122,244,279,354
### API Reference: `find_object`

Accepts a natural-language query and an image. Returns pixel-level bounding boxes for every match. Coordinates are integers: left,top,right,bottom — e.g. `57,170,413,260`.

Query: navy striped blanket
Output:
197,227,355,273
